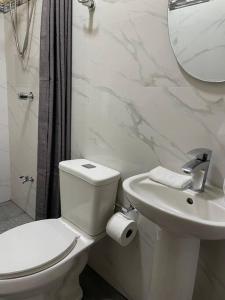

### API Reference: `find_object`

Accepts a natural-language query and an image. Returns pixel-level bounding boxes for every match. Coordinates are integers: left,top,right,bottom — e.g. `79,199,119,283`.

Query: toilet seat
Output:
0,219,79,280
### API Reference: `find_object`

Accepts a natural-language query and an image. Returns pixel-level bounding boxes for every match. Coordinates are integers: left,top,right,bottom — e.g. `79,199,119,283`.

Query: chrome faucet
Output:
182,148,212,192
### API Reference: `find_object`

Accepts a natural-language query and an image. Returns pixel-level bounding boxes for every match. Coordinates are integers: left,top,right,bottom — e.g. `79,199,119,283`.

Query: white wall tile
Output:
72,0,225,299
4,0,42,218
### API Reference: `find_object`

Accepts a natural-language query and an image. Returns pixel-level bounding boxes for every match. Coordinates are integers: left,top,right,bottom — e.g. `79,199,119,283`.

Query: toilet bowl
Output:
0,159,120,300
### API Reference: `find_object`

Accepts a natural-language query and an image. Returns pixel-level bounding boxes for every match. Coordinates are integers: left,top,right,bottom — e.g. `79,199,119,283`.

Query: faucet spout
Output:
182,159,209,174
182,148,212,192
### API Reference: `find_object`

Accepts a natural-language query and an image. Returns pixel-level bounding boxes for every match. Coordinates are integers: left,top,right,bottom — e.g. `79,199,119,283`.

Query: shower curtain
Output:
36,0,72,220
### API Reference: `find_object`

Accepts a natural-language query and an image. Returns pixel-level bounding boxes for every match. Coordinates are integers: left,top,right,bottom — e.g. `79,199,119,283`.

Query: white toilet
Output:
0,159,120,300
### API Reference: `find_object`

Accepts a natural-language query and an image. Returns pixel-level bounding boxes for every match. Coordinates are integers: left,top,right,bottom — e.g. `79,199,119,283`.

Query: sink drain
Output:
187,198,194,205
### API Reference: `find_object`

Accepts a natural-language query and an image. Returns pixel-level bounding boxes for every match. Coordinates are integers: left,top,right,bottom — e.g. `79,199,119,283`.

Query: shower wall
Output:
3,0,42,218
0,14,11,204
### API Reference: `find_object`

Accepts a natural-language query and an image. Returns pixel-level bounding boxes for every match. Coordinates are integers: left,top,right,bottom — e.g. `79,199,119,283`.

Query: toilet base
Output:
0,252,88,300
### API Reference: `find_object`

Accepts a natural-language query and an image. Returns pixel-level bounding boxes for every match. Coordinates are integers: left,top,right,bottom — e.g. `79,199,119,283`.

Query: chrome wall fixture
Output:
77,0,95,11
169,0,210,10
19,176,34,184
18,92,34,101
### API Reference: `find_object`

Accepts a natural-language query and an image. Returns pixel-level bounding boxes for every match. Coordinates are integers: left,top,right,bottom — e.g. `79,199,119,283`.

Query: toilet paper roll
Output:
106,212,137,247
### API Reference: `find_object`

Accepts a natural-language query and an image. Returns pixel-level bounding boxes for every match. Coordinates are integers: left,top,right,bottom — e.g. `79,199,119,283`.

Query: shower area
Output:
0,0,41,233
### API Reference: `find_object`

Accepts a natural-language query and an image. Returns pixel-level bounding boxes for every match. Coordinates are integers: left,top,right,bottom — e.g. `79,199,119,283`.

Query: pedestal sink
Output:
123,173,225,300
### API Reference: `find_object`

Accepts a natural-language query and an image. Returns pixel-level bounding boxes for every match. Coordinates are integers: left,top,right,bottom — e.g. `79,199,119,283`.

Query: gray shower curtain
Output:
36,0,72,220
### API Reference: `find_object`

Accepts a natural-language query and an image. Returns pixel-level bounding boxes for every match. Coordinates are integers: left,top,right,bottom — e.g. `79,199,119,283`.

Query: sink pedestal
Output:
150,230,200,300
123,173,225,299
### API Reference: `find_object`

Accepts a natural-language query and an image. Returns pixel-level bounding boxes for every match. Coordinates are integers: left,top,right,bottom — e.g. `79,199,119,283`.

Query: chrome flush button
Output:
82,164,96,169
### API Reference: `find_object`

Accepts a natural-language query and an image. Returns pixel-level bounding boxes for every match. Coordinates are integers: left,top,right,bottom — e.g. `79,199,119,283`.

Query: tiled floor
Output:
81,266,127,300
0,200,33,234
0,200,126,300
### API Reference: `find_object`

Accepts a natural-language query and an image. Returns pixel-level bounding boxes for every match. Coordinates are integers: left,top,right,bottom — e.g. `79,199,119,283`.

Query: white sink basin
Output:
123,172,225,240
123,172,225,300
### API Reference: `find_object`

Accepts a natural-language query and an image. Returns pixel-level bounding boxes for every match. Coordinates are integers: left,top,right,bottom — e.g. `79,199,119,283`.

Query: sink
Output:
123,172,225,240
123,172,225,300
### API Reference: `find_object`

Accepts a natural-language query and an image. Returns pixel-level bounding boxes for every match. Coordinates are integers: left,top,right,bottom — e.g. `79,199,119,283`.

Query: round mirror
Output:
168,0,225,82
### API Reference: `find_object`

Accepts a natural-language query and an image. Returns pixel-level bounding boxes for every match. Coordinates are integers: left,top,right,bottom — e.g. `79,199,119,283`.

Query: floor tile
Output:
81,266,127,300
0,200,32,234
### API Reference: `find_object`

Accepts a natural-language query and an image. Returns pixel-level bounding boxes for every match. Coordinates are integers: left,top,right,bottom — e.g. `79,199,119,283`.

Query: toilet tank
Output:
59,159,120,237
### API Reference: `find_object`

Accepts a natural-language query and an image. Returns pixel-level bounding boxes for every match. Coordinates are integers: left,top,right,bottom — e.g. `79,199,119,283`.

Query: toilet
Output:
0,159,120,300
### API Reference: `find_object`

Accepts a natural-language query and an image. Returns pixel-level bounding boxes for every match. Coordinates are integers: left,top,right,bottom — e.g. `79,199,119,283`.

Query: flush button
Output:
82,164,96,169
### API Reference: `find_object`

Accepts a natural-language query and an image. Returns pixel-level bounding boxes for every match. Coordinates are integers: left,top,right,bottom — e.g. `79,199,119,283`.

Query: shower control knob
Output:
19,176,34,184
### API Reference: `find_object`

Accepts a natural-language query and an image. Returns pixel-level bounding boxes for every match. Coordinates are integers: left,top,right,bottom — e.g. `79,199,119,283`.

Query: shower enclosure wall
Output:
0,0,42,221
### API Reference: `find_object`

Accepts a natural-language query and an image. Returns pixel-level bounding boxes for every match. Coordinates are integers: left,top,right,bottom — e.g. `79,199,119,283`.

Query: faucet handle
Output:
188,148,212,161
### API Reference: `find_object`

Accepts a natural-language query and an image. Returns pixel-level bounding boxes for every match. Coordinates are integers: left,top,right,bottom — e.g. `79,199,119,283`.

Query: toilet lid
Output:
0,219,79,279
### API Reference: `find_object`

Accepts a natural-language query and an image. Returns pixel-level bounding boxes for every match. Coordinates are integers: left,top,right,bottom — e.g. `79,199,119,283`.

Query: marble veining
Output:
72,0,225,299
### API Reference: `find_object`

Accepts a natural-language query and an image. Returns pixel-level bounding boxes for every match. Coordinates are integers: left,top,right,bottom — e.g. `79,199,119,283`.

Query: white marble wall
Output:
72,0,225,299
0,14,11,204
3,0,42,218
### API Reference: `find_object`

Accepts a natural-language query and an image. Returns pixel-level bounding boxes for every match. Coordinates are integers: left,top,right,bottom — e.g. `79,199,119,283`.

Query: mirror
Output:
168,0,225,83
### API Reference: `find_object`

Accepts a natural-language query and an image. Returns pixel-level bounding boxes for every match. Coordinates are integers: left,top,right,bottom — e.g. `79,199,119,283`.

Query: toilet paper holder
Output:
115,202,138,220
115,202,134,213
